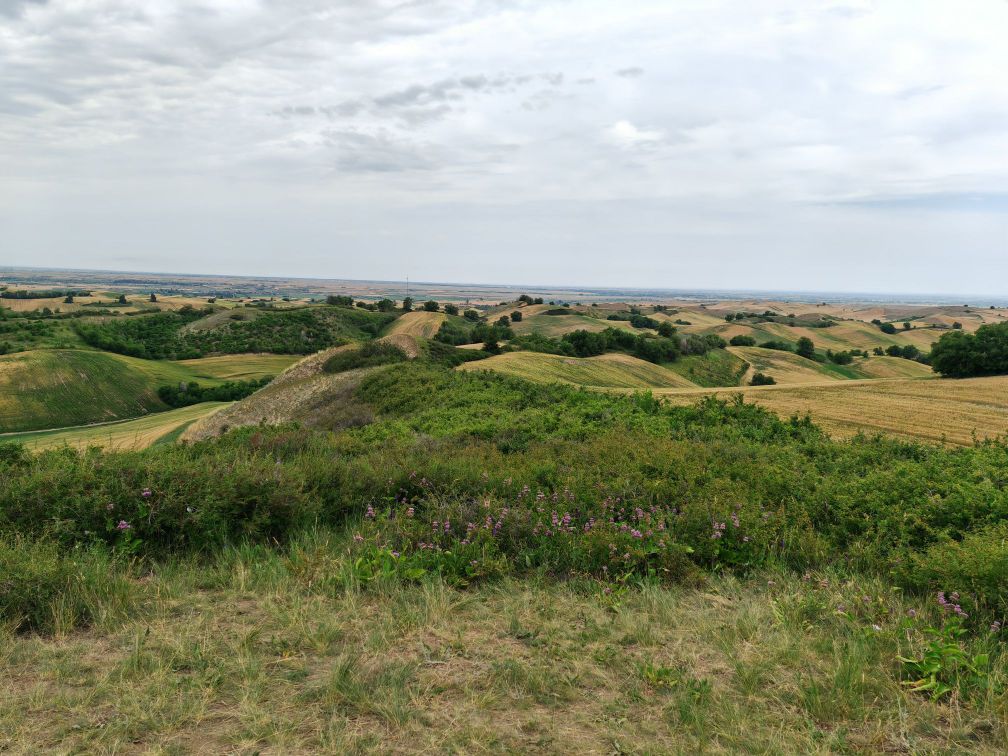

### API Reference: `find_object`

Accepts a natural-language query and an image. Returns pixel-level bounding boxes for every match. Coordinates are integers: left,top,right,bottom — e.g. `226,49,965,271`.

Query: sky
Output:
1,0,1006,295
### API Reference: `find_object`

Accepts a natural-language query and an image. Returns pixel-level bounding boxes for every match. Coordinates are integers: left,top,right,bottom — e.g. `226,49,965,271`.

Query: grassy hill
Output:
1,402,230,451
457,351,696,388
665,348,750,387
385,311,447,339
511,307,643,338
0,350,282,433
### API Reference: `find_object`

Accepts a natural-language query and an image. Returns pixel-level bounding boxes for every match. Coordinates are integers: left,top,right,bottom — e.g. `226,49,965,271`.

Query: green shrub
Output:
0,538,136,634
750,372,776,386
324,341,407,373
730,335,756,347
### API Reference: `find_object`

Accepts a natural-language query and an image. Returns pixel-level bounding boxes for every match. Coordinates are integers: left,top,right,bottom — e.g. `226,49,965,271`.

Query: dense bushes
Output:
323,341,408,373
3,361,1008,631
931,322,1008,377
75,307,395,358
730,335,756,346
157,377,272,407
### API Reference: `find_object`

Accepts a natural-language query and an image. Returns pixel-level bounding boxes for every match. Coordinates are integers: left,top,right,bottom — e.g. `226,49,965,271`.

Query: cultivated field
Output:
385,311,446,339
458,351,696,388
0,402,230,451
176,354,299,380
656,375,1008,445
0,350,282,433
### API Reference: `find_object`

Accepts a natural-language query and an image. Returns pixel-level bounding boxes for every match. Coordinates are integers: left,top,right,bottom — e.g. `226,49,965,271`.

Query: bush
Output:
931,322,1008,377
759,340,791,352
463,309,481,321
879,322,898,334
422,301,440,312
326,295,354,307
157,377,272,407
0,538,136,634
750,372,776,385
796,337,816,360
730,335,756,347
324,341,408,373
443,303,459,316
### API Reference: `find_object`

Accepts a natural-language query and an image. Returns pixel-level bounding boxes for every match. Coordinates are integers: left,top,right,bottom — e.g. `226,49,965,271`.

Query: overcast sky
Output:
1,0,1006,295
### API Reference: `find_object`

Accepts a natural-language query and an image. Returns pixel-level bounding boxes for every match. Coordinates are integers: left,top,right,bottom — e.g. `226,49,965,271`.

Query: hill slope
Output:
0,350,283,433
457,351,695,388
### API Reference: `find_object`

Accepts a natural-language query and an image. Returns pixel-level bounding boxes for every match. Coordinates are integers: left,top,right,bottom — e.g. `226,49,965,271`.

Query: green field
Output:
665,347,750,387
0,402,231,451
457,351,696,388
0,350,279,433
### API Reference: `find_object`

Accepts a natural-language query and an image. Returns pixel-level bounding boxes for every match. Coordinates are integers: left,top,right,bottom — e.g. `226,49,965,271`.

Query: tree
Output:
63,295,74,304
873,347,884,356
903,321,912,330
496,315,510,328
463,309,480,321
118,294,128,304
444,303,459,316
402,297,414,312
149,293,157,303
724,313,735,322
796,336,815,360
482,337,501,354
422,300,440,312
750,372,776,386
377,298,396,312
729,335,756,347
510,310,523,322
879,322,897,334
657,321,676,338
952,321,963,330
326,295,353,307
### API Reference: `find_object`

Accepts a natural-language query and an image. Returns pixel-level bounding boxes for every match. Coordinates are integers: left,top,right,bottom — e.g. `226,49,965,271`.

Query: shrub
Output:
324,341,408,373
750,372,776,386
443,303,459,316
796,337,816,360
760,340,791,352
730,335,756,347
326,295,354,307
880,322,898,334
422,301,440,312
510,310,523,322
463,309,481,321
931,322,1008,377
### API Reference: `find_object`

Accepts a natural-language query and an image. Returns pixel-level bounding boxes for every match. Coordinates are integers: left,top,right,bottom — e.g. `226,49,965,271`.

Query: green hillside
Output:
0,350,276,433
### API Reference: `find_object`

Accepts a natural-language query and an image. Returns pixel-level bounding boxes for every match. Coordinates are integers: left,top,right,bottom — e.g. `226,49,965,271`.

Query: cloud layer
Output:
1,0,1006,295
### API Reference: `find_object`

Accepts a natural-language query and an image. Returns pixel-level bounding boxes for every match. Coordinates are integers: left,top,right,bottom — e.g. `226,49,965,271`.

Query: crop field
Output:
512,310,643,338
176,354,299,380
457,351,696,388
385,311,446,339
655,375,1008,445
0,350,269,433
0,402,230,451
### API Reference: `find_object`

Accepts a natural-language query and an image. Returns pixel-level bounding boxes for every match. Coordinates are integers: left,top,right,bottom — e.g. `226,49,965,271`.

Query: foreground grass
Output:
2,532,1005,754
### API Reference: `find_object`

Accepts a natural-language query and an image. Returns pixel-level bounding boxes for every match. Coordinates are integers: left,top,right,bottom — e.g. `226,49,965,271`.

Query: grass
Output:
0,402,231,451
512,309,642,338
176,353,299,380
1,535,1004,753
386,311,447,339
457,351,696,388
665,348,749,387
656,374,1008,444
0,349,276,433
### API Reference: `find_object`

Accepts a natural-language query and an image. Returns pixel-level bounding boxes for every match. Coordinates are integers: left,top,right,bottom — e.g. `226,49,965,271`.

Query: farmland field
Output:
457,351,696,388
0,350,278,432
385,310,446,339
176,353,299,380
655,375,1008,444
0,402,230,451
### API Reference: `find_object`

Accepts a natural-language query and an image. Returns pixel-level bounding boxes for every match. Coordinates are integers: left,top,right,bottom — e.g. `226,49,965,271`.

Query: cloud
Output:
605,119,664,146
1,0,1007,294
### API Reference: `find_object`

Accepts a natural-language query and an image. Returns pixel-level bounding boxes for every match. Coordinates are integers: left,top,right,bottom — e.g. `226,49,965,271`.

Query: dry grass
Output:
175,354,300,380
386,311,447,339
2,542,1004,754
656,375,1008,445
0,402,231,451
728,346,841,385
458,351,696,389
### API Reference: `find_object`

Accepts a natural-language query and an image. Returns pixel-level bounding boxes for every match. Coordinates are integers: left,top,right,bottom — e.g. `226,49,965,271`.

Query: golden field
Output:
655,376,1008,445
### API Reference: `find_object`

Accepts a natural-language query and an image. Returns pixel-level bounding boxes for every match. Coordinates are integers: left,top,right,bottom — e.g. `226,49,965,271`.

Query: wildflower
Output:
391,551,400,558
730,512,740,528
907,609,917,618
116,520,131,531
141,488,152,498
106,503,114,511
365,504,376,519
991,621,1002,633
406,506,414,517
872,624,882,632
630,529,643,539
353,533,364,543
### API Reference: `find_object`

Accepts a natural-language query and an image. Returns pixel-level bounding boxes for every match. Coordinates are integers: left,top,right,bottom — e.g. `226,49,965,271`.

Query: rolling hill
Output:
456,351,696,388
0,350,284,433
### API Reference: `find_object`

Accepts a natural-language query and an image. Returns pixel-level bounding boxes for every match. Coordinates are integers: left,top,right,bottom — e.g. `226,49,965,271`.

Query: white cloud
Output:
1,0,1007,295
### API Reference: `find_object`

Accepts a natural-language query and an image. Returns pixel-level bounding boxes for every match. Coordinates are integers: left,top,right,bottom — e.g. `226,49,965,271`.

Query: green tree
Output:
463,309,480,321
510,310,523,322
376,298,396,312
443,303,459,316
149,293,157,303
402,297,414,312
796,337,815,360
423,300,440,312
